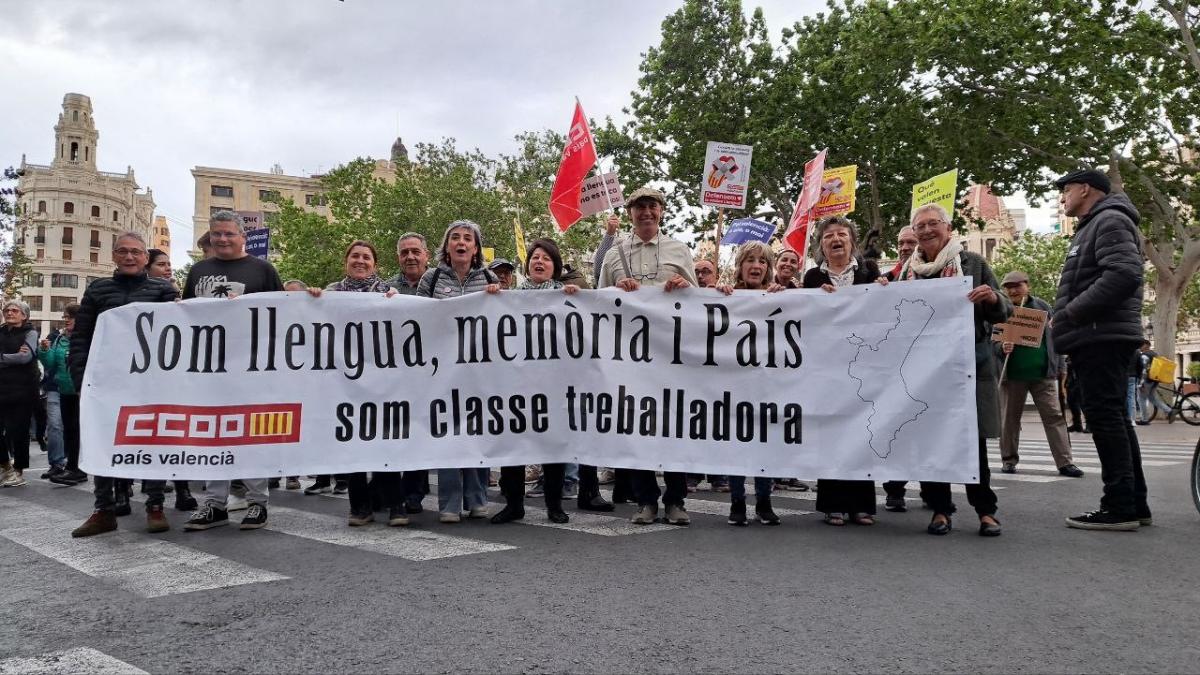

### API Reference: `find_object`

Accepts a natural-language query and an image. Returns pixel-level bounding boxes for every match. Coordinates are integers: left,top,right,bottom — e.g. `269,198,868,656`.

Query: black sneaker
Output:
49,468,87,485
304,480,332,495
884,497,907,512
404,500,424,514
185,506,229,530
755,498,781,526
268,478,281,489
1065,510,1139,531
727,498,748,526
1137,507,1153,527
41,465,65,480
239,504,268,530
333,480,349,495
1001,462,1017,474
114,492,132,517
1058,464,1084,478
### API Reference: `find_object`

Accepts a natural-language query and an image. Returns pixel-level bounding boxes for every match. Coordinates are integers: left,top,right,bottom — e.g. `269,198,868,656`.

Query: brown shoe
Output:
146,505,170,533
72,510,118,538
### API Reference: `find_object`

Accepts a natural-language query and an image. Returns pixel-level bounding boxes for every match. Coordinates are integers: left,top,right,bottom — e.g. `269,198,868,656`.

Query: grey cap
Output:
1001,270,1029,286
624,186,667,209
488,258,515,271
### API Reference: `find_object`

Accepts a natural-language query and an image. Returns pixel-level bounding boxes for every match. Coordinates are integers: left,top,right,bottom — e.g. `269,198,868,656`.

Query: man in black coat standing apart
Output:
1052,169,1150,531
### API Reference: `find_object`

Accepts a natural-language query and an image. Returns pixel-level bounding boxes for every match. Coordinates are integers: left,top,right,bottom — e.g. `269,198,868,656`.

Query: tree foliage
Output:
0,166,32,300
990,233,1072,305
272,136,603,289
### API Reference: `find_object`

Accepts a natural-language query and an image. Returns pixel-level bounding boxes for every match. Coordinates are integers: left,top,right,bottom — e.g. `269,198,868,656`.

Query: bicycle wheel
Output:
1192,438,1200,517
1179,392,1200,426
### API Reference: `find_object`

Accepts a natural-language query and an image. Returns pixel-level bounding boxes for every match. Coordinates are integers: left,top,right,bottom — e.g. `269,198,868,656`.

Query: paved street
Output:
1,414,1197,674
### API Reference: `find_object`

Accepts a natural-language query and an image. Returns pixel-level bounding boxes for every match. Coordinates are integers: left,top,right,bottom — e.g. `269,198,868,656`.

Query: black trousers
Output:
883,480,907,500
500,464,564,507
1066,364,1085,428
347,471,402,514
60,394,80,471
1071,342,1149,516
816,479,877,515
401,470,429,506
632,470,687,507
920,437,997,517
575,464,600,496
1,397,34,471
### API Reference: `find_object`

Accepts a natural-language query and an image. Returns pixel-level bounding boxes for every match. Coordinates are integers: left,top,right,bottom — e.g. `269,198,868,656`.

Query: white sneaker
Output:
0,470,26,487
467,506,489,519
439,512,462,524
225,495,249,512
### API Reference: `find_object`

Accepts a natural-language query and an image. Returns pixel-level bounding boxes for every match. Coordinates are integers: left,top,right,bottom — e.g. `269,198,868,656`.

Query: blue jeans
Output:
728,475,773,501
563,463,579,486
1127,377,1138,421
437,467,488,514
1139,381,1171,421
44,391,65,468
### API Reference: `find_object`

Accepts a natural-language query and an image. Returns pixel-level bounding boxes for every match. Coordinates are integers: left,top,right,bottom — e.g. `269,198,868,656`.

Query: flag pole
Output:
580,97,616,216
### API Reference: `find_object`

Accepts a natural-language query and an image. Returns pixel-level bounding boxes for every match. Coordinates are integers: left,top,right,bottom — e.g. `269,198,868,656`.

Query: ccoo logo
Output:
115,403,302,447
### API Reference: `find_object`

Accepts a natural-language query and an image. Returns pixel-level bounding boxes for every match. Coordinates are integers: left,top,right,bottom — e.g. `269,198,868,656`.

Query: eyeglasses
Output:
209,231,242,239
912,219,946,231
114,248,147,256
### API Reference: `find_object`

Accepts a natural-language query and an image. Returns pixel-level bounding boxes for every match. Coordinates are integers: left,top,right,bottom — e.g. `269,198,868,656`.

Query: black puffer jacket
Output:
69,272,178,388
1052,192,1144,353
0,320,39,403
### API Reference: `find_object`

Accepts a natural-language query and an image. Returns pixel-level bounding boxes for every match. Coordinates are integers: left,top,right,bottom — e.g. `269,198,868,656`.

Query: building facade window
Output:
63,201,74,215
37,200,46,213
91,205,100,218
35,225,46,243
89,251,98,263
211,185,234,198
70,142,79,161
51,273,79,289
50,296,76,312
24,295,44,312
112,210,119,222
305,193,328,206
62,227,73,245
27,273,44,287
62,249,72,261
259,189,281,202
90,230,101,247
36,249,44,261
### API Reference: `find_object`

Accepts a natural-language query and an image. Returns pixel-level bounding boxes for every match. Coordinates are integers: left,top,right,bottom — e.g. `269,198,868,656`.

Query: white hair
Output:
911,203,951,227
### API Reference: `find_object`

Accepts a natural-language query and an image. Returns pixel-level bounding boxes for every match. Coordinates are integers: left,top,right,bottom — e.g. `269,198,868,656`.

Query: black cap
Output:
1053,169,1111,194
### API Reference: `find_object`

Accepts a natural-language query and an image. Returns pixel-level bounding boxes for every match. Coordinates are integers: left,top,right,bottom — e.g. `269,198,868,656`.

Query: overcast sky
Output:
1,0,1051,266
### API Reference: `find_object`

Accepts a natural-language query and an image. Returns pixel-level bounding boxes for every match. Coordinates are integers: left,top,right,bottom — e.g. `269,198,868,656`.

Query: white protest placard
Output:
80,279,979,483
701,141,753,209
578,172,623,219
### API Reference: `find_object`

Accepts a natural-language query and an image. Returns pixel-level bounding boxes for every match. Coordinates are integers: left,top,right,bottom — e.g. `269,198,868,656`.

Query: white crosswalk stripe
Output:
0,647,147,674
0,495,288,598
264,505,517,561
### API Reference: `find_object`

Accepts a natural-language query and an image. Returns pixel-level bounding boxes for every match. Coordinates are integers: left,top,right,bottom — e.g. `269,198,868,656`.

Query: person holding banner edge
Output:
69,232,179,537
802,216,882,527
416,220,499,523
598,186,698,525
901,203,1010,537
713,241,784,526
182,210,284,532
881,225,922,511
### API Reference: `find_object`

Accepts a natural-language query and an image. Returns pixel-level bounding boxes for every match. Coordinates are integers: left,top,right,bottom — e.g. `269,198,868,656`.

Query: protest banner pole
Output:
713,208,725,264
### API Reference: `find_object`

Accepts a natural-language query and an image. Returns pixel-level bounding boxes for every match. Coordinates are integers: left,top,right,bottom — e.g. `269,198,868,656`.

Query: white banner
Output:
80,278,980,482
578,172,624,219
701,141,753,209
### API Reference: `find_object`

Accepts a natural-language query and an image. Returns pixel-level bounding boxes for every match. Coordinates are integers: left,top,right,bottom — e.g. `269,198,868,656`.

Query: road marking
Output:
0,647,147,675
0,496,288,598
264,505,516,561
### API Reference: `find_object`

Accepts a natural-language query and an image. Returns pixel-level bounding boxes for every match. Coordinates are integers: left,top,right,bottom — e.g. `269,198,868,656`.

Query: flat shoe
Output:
979,518,1002,537
927,514,952,535
823,513,846,526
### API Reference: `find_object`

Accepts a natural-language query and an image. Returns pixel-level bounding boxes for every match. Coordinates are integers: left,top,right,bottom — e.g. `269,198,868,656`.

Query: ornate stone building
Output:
960,184,1023,263
14,93,155,334
150,215,171,254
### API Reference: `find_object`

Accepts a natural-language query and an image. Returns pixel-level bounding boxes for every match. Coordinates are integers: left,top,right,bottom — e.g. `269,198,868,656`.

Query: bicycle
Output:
1192,437,1200,516
1141,378,1200,426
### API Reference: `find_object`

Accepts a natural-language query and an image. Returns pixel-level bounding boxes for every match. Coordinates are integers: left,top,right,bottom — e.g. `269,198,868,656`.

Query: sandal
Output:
852,513,875,526
823,512,846,526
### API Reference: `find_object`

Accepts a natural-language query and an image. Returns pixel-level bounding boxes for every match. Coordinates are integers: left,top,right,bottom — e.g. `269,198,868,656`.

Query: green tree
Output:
990,233,1072,305
272,135,603,288
919,0,1200,358
0,166,32,299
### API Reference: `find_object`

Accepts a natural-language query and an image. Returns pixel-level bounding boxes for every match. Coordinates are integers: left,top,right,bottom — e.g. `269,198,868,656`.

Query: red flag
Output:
549,101,599,232
783,148,828,258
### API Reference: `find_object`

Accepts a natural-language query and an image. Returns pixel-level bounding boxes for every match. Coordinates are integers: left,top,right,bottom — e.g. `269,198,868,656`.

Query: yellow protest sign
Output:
812,165,857,218
911,169,959,217
482,247,495,265
513,219,528,268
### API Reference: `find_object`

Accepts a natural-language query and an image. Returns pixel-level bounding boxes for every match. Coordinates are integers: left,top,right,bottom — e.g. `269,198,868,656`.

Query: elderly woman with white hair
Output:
899,203,1012,537
417,220,500,523
802,216,883,527
1,299,39,487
